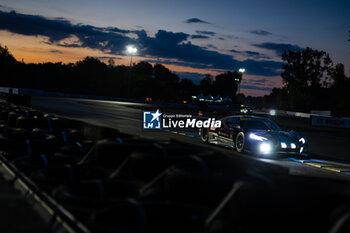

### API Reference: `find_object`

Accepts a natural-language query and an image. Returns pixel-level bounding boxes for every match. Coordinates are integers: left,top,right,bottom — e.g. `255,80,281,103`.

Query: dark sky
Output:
0,0,349,96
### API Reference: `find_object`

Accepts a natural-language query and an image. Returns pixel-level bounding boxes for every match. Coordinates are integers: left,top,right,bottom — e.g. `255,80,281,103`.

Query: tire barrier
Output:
87,200,210,233
1,98,350,233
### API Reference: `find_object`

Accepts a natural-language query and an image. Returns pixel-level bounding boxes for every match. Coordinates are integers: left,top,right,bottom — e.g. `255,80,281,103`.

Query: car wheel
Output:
201,128,209,143
235,132,245,153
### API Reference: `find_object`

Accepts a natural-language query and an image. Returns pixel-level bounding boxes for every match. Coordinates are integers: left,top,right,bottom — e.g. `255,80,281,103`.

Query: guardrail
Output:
311,115,350,129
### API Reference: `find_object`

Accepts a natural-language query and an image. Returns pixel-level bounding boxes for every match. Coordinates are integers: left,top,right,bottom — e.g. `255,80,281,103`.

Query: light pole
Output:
126,45,137,98
126,45,137,67
238,68,245,95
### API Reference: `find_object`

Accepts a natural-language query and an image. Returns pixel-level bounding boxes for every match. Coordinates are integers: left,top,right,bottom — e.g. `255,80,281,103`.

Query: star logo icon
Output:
143,109,162,129
151,109,162,122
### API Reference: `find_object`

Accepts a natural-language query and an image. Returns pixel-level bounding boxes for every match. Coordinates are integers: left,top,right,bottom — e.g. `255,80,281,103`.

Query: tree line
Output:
260,47,350,116
0,44,241,103
1,43,349,116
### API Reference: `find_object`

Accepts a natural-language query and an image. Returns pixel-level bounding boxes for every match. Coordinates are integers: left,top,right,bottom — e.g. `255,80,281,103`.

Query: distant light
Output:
269,109,276,116
126,45,137,55
291,143,296,149
281,142,287,148
240,108,248,113
238,68,246,73
259,142,271,154
299,137,306,144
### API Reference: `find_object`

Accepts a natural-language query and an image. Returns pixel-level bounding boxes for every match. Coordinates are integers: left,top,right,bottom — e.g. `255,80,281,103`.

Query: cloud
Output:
242,78,268,86
191,34,209,39
253,42,302,56
49,49,63,54
206,44,217,49
95,56,122,60
250,30,272,36
106,27,131,34
195,30,216,36
240,85,272,91
245,51,260,56
240,78,274,92
0,10,283,76
229,49,241,53
230,49,270,59
0,10,135,55
185,18,210,24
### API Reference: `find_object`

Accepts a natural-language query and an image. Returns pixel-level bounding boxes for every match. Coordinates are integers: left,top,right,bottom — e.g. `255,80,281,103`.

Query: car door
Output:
217,117,238,145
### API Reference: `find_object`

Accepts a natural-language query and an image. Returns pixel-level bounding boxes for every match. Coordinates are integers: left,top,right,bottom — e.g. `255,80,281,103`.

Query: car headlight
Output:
299,137,306,144
259,142,271,154
280,142,287,148
249,133,268,141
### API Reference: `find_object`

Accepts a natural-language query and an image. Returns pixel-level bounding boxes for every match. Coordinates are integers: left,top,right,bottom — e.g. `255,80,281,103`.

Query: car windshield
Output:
238,118,281,131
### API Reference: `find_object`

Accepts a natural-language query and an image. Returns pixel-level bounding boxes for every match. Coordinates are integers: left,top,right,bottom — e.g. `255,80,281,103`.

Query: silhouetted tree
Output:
199,74,213,95
0,44,247,105
179,78,197,100
328,63,350,116
152,64,180,101
0,44,20,87
107,59,115,68
281,47,333,111
132,62,154,98
0,44,16,63
213,71,241,101
263,88,288,109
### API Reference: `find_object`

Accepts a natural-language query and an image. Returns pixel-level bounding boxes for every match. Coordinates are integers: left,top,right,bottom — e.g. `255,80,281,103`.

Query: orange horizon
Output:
1,31,273,96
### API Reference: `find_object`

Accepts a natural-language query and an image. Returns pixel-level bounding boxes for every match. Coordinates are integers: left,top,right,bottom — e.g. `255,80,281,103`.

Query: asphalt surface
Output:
31,96,350,182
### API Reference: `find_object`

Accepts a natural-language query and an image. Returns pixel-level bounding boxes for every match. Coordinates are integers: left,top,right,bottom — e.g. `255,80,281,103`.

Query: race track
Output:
31,96,350,181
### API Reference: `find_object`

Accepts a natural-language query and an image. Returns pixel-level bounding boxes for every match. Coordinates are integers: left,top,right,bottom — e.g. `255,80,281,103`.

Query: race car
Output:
200,115,307,156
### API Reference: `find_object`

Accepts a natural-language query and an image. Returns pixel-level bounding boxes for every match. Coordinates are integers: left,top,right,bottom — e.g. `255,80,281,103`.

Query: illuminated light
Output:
300,147,304,153
183,100,188,104
238,68,246,73
281,142,287,148
249,133,268,141
299,137,306,144
269,109,276,116
126,45,137,54
291,143,296,149
259,143,271,154
241,105,245,107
